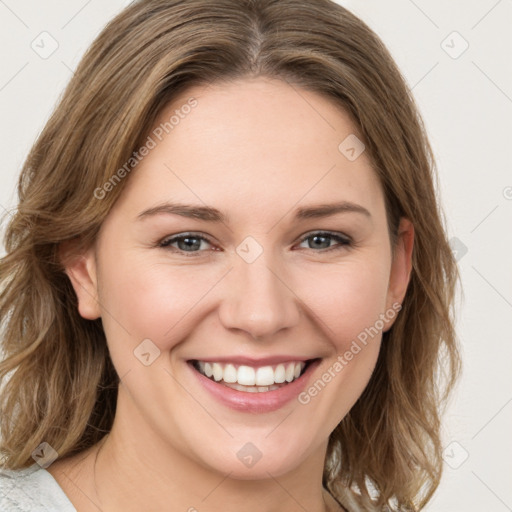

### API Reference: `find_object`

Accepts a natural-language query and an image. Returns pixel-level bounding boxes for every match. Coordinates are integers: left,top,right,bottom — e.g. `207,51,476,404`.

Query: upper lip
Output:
188,355,319,366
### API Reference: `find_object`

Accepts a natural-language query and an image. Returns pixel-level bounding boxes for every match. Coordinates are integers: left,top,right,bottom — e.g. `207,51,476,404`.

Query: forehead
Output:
116,77,384,220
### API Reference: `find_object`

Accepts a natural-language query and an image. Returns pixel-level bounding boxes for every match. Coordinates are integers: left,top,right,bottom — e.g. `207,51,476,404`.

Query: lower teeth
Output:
221,381,286,393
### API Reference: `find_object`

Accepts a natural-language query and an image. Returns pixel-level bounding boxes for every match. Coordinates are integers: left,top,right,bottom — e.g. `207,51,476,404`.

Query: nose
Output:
218,251,301,340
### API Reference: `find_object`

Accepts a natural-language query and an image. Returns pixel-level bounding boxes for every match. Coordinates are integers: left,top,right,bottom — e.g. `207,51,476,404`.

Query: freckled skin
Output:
51,77,413,512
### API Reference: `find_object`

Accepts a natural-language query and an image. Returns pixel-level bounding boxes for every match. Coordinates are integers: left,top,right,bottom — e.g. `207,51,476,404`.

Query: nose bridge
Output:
218,242,300,339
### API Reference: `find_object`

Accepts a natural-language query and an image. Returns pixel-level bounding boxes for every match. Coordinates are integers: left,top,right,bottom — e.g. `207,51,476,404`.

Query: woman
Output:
0,0,461,510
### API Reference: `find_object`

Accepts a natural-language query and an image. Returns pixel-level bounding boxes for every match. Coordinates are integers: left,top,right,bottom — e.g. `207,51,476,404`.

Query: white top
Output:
0,464,76,511
0,463,367,511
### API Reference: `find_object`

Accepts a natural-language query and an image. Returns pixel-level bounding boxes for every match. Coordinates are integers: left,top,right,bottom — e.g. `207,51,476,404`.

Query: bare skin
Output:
49,77,413,512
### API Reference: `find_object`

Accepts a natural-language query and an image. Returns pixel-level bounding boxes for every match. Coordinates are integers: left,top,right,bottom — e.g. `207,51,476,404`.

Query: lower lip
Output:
188,360,321,413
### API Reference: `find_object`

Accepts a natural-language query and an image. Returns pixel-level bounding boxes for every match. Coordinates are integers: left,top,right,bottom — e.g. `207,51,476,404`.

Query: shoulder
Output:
0,464,76,511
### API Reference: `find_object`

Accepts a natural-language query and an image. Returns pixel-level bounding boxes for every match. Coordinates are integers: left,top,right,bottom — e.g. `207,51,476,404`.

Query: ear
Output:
60,241,101,320
384,217,414,330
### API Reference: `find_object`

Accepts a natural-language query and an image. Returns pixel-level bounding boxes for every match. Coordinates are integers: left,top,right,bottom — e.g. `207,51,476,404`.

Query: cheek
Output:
300,258,391,351
96,254,228,358
97,248,391,363
285,261,391,443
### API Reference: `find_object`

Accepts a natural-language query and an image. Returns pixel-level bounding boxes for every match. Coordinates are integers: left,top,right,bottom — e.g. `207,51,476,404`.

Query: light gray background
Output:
0,1,511,510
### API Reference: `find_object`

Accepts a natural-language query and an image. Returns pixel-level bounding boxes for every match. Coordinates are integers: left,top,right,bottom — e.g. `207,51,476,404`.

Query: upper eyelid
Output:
159,232,214,247
298,231,351,242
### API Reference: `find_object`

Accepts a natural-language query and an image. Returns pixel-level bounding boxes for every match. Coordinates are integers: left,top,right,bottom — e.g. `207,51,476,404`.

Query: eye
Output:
296,231,352,252
158,230,352,256
159,232,215,255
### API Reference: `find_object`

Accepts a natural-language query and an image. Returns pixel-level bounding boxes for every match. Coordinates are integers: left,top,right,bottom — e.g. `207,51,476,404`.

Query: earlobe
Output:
60,243,101,320
384,218,414,328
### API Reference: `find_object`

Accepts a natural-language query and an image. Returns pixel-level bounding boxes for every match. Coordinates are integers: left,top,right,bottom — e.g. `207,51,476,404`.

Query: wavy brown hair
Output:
0,0,461,509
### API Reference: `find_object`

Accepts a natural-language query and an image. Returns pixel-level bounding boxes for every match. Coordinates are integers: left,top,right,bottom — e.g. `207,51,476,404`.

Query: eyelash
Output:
158,231,352,257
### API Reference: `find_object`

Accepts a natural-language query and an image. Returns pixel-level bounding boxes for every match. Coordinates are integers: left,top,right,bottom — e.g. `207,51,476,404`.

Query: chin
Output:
191,436,314,481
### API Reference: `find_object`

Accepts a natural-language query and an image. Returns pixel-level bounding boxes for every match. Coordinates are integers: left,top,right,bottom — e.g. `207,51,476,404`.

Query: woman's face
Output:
68,77,412,479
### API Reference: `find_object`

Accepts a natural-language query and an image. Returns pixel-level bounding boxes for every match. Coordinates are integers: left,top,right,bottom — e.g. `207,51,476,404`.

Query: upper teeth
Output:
196,361,306,386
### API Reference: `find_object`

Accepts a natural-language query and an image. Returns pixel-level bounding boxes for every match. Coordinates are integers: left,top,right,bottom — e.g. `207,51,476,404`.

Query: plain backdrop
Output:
0,1,511,510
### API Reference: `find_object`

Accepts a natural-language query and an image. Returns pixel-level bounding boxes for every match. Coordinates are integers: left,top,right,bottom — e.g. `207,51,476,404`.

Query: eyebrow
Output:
137,200,371,223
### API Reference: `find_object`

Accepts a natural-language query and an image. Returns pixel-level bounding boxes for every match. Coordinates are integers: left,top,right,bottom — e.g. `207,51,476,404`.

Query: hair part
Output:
0,1,461,510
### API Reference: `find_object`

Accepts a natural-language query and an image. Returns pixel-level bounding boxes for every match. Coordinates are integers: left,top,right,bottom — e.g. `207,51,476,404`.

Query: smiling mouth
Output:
189,359,317,393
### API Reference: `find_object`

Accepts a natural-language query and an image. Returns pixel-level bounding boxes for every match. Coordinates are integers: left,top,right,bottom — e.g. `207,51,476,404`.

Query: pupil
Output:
311,235,329,249
180,237,200,251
